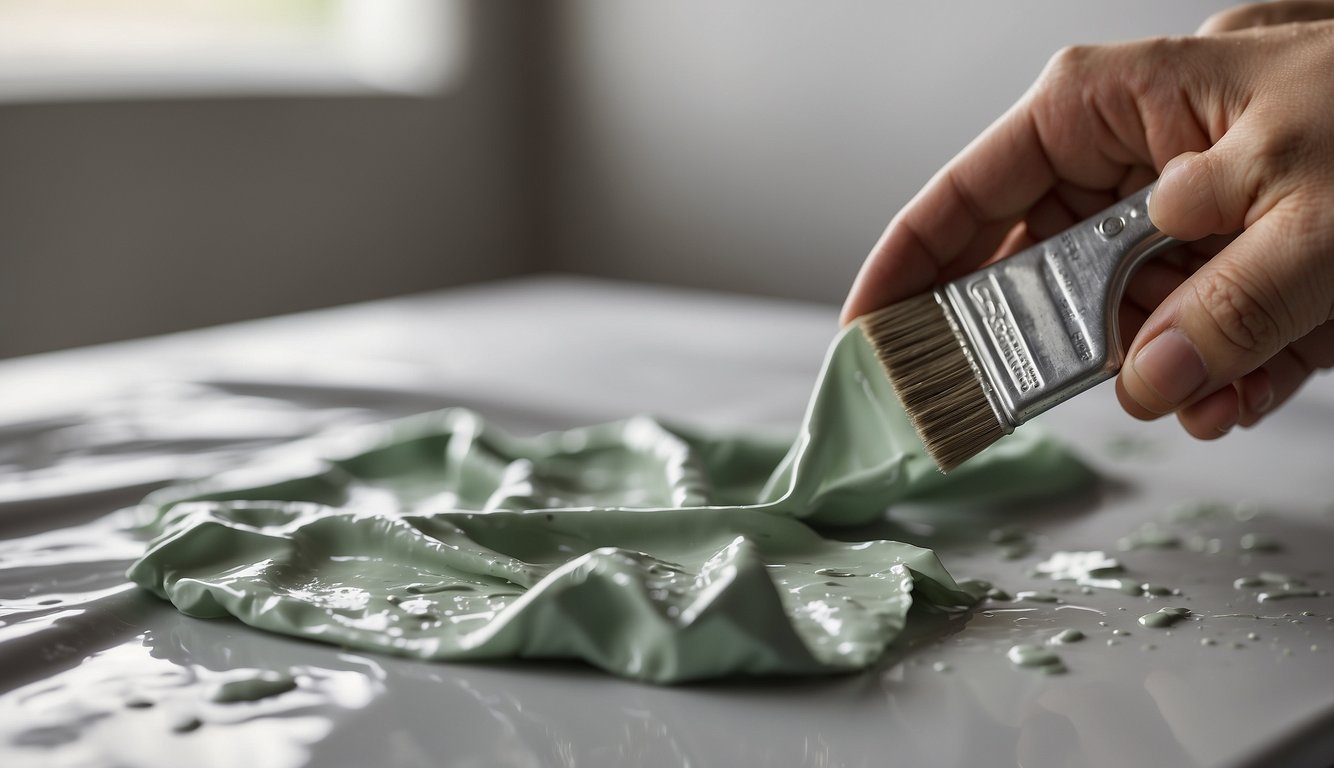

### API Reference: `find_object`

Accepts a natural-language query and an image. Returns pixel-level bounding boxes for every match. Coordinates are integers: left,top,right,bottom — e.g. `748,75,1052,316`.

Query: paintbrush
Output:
860,184,1179,471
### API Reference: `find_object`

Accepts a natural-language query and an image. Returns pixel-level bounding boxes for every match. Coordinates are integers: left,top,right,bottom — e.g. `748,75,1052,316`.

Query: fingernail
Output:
1217,409,1238,435
1130,330,1208,409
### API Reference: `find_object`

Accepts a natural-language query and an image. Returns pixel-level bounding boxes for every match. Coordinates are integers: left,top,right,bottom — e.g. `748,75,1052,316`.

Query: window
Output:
0,0,463,102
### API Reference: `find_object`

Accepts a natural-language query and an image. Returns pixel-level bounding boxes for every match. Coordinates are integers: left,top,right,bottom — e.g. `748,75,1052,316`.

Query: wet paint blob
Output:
124,326,1093,684
208,671,298,704
1138,607,1190,628
1049,629,1085,645
1007,644,1065,673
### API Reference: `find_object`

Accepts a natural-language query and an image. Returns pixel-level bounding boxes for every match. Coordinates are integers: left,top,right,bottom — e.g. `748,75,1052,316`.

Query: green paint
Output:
1116,522,1181,551
172,717,202,734
1138,607,1190,628
1007,644,1065,673
1239,533,1282,552
1258,588,1324,602
987,527,1026,544
209,671,298,703
1234,572,1328,603
125,326,1091,684
1050,629,1084,644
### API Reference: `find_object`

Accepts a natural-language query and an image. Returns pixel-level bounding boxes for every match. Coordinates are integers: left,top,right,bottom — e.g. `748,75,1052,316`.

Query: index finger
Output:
839,99,1057,324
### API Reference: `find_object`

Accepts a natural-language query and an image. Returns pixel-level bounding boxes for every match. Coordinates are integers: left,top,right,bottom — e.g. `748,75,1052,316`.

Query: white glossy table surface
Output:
1,275,1331,768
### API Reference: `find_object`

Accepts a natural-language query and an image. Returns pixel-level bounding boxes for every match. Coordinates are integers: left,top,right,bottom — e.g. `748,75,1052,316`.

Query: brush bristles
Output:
859,293,1005,472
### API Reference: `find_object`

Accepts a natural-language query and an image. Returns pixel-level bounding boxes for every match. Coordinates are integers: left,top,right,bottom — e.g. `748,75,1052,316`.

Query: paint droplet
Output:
1117,523,1181,551
1239,533,1282,552
1247,632,1261,641
814,568,856,577
1007,644,1064,672
1139,607,1190,628
988,527,1026,544
209,671,297,704
1050,629,1085,645
932,661,951,673
1015,591,1060,604
1106,639,1118,646
1112,629,1130,636
1200,637,1216,646
172,717,203,734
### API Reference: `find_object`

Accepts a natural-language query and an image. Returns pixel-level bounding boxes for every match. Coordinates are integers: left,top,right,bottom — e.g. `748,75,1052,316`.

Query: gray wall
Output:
0,1,540,359
538,0,1236,304
1,1,1241,358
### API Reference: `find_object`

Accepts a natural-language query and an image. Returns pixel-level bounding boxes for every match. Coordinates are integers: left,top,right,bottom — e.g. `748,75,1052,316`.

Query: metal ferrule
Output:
939,184,1179,432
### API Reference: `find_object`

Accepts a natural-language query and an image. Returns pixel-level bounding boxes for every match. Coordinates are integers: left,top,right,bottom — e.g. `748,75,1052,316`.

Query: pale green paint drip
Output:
1239,533,1282,552
1234,572,1329,603
209,671,297,703
1138,607,1190,628
1050,629,1085,644
1007,644,1065,673
126,326,1092,684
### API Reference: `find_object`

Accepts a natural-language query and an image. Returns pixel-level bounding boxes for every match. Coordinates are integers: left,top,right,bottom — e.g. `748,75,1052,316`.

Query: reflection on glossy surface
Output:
3,278,1334,767
0,636,382,768
127,327,1091,683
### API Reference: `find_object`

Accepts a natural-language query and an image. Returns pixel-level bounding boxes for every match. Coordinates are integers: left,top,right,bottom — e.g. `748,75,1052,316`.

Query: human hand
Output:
841,3,1334,439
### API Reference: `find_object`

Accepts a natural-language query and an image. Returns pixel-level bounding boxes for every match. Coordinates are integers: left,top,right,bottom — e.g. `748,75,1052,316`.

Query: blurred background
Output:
0,0,1235,359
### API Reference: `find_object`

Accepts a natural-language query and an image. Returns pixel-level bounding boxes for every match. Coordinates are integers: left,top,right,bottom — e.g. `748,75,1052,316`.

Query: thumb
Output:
1120,204,1331,418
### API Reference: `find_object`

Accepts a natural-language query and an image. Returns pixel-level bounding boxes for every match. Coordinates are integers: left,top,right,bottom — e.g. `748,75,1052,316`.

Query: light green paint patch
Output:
1138,607,1190,629
209,671,298,703
126,326,1091,684
1050,629,1085,645
1007,644,1065,673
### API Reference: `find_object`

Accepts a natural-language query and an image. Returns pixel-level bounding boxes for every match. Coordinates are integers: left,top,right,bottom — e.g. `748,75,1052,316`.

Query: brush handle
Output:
939,184,1179,432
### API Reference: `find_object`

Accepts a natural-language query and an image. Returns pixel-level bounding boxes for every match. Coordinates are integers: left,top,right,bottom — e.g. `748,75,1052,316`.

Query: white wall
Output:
540,0,1237,304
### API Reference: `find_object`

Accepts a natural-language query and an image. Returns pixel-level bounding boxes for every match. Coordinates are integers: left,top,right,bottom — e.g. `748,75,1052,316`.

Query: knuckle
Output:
1249,123,1309,179
1199,4,1267,34
1191,269,1287,354
1042,45,1095,85
1110,37,1198,106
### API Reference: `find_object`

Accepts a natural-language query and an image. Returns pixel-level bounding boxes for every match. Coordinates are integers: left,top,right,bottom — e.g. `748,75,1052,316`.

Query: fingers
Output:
841,43,1147,324
1120,198,1334,421
1176,385,1240,438
839,99,1055,323
841,36,1217,325
1198,1,1334,35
